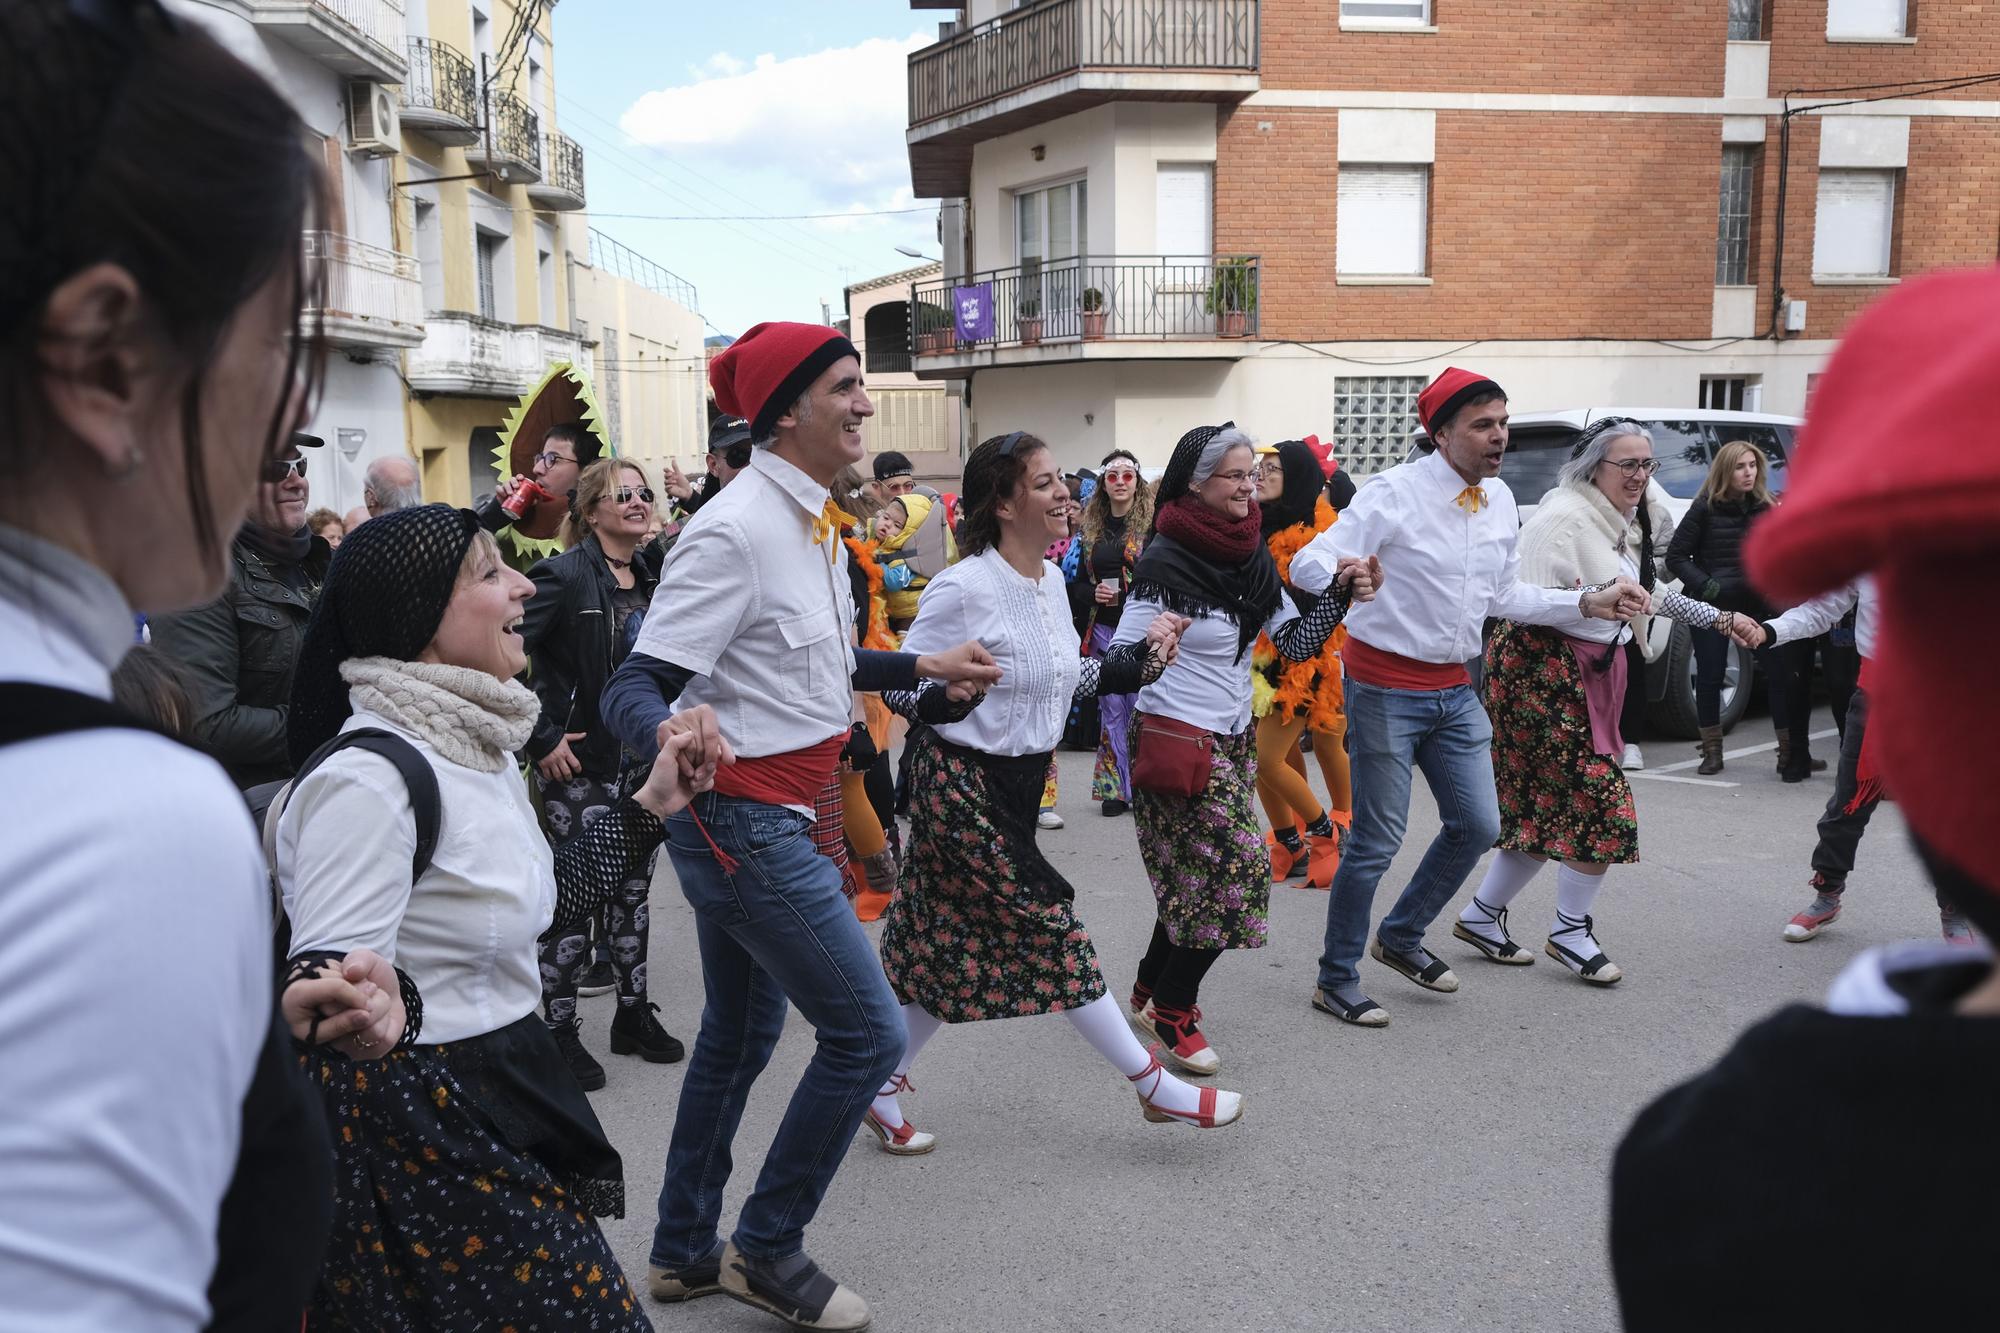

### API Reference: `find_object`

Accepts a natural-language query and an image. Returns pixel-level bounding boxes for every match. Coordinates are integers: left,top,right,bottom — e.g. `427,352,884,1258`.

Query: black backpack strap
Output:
0,682,170,746
290,728,442,882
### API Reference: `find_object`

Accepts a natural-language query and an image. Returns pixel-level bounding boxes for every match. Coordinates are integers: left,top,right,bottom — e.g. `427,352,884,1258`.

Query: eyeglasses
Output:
261,455,308,482
1207,469,1255,488
532,451,579,469
604,486,656,505
1600,458,1662,478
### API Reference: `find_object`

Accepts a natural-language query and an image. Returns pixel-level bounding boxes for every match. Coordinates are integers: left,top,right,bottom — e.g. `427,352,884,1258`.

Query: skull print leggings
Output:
535,767,658,1025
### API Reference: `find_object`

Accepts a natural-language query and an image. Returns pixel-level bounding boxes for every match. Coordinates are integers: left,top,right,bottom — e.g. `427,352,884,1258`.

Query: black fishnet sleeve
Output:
282,951,423,1050
1269,582,1354,663
1076,640,1160,702
882,683,983,726
550,798,665,931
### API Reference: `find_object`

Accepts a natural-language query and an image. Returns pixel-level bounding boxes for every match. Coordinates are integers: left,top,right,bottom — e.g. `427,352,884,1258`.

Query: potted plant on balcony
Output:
914,303,956,356
1016,294,1043,347
1205,258,1257,338
1080,286,1109,340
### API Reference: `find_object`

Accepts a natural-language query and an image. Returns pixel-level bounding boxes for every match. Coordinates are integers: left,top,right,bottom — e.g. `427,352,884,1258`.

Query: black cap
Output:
873,451,914,483
291,431,325,450
708,416,752,452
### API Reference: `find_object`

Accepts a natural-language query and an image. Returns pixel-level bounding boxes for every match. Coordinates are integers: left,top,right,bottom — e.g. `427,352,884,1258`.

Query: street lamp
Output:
895,245,939,262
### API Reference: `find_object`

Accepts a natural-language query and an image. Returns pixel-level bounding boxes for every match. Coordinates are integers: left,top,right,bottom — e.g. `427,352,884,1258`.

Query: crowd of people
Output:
4,6,1996,1331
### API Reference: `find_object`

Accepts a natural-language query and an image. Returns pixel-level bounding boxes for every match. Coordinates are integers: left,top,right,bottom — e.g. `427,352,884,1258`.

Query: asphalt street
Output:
579,704,1935,1333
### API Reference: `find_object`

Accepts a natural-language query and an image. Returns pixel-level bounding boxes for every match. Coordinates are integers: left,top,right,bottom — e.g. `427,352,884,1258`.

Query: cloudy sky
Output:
554,1,943,337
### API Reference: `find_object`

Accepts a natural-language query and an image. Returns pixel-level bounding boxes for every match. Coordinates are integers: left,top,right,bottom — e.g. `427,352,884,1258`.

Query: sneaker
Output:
1036,808,1064,830
575,959,616,997
1942,906,1980,946
649,1245,725,1304
1100,798,1130,817
549,1016,606,1091
609,1001,686,1064
1783,878,1844,942
719,1240,871,1331
1621,742,1644,771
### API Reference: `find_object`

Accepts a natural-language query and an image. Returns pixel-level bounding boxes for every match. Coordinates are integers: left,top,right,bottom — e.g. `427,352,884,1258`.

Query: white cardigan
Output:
1516,481,1676,644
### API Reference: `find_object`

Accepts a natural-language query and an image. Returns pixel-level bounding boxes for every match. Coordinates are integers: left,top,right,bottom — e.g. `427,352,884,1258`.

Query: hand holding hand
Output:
634,727,720,818
535,732,588,782
655,705,731,793
916,640,1004,693
1727,614,1768,649
1143,612,1191,669
1582,576,1647,622
1336,555,1385,602
283,948,405,1059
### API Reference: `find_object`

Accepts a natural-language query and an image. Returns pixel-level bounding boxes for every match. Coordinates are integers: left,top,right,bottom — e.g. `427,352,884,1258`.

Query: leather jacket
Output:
151,529,332,788
517,533,659,777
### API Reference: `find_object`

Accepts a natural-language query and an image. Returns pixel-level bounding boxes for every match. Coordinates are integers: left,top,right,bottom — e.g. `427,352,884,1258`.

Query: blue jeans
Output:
650,793,904,1266
1316,678,1502,993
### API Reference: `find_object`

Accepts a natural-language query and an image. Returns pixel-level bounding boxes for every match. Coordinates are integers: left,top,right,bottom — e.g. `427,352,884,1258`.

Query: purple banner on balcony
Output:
953,283,994,342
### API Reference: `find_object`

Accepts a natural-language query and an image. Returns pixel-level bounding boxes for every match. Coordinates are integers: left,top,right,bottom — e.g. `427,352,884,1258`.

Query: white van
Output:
1404,408,1804,739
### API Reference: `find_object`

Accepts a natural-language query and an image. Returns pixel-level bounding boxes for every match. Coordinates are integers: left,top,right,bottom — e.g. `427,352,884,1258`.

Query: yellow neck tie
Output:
1454,485,1487,515
810,499,858,563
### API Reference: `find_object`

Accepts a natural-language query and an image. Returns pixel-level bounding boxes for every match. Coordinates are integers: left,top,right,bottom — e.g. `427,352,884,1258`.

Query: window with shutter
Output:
1155,164,1213,257
1812,170,1895,278
475,234,499,320
1340,1,1431,23
1826,0,1907,37
1336,166,1428,277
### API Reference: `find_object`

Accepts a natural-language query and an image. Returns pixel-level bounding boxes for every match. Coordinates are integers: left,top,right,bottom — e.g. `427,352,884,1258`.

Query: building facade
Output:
846,264,964,482
903,0,2000,472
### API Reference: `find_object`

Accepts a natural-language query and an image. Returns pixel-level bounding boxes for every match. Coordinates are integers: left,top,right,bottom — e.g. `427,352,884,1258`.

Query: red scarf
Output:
1152,494,1262,562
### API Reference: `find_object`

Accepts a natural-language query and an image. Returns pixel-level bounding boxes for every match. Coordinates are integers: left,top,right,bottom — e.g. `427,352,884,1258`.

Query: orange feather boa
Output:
843,536,899,651
1253,496,1347,727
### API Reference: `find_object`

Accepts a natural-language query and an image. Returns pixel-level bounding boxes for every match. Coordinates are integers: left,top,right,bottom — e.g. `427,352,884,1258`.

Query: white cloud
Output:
621,32,931,212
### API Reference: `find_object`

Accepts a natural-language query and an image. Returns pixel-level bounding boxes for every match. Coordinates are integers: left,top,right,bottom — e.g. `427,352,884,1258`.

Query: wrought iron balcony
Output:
525,132,586,211
302,231,423,351
401,37,478,146
465,91,542,185
248,0,406,82
908,0,1259,196
907,254,1259,371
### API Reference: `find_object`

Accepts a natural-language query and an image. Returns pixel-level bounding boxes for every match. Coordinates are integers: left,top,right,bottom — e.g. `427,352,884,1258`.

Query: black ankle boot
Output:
610,1001,685,1064
549,1016,606,1091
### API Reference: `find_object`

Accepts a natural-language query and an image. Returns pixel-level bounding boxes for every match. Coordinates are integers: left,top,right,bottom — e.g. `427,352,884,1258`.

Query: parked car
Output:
1404,408,1803,739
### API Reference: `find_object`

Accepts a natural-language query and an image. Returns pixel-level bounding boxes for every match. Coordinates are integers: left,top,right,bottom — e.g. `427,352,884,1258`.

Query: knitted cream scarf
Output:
339,657,539,772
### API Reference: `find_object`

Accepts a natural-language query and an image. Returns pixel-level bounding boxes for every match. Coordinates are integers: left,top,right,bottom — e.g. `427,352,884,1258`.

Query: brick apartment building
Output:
902,0,2000,472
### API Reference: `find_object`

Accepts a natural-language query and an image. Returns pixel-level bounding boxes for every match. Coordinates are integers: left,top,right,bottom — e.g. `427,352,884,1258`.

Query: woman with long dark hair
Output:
867,432,1245,1149
1075,448,1154,815
520,456,685,1091
0,5,350,1327
1115,425,1376,1074
1665,439,1810,777
1250,439,1352,888
1456,419,1737,984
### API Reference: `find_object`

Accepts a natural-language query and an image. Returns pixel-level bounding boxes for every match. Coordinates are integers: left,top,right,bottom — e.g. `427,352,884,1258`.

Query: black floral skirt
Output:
303,1014,649,1331
880,732,1107,1022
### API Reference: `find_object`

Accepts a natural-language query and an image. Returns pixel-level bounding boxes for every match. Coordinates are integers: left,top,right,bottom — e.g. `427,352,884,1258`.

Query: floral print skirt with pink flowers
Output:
880,732,1106,1023
1484,621,1640,865
1130,723,1270,951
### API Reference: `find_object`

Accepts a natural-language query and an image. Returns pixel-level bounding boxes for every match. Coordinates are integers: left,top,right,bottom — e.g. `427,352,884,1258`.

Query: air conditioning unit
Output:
347,82,400,158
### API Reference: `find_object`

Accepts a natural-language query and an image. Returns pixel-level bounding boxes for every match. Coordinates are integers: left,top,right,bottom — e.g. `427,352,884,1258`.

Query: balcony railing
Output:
525,132,586,211
249,0,407,81
587,229,700,312
909,255,1260,354
406,313,588,398
910,0,1258,126
401,37,478,145
302,231,423,349
466,91,541,183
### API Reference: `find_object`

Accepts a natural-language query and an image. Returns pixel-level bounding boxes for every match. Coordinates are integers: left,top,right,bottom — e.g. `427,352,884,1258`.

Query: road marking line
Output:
1647,726,1841,775
1628,772,1740,788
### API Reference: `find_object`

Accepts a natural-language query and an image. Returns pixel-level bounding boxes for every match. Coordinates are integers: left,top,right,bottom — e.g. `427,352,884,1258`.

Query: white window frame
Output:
1339,0,1432,28
1699,375,1763,413
1811,168,1896,280
1013,177,1087,337
1336,164,1429,279
1826,0,1908,39
1715,145,1755,286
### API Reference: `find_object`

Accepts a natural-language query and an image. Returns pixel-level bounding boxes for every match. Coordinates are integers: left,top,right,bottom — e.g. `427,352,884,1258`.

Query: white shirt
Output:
633,448,857,757
1291,448,1578,664
1769,576,1878,659
0,526,268,1333
1111,592,1298,736
278,709,554,1045
902,548,1079,756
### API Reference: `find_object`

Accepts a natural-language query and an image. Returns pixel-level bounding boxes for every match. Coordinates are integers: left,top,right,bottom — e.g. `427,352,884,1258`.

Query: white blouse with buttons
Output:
1111,592,1298,737
900,548,1080,757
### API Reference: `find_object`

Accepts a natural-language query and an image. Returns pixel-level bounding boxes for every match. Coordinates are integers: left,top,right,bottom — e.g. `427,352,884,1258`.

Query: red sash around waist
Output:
711,734,847,809
1343,637,1471,692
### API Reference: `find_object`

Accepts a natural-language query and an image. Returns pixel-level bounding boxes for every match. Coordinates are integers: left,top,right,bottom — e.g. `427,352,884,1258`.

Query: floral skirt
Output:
1484,621,1640,865
880,732,1106,1022
303,1014,649,1332
1129,720,1269,950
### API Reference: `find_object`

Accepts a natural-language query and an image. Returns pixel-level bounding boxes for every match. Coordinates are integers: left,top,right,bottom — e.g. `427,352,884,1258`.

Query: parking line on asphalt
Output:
1628,772,1740,789
1646,727,1842,776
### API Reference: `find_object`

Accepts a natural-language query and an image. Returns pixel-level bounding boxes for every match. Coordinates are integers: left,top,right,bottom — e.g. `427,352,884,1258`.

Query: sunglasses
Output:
601,486,656,505
1101,467,1139,482
261,455,308,483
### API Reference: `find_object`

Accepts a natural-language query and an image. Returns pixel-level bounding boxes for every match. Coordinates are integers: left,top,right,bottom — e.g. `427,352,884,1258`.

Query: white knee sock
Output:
1458,849,1543,942
871,1003,946,1129
1062,993,1205,1117
1552,864,1608,953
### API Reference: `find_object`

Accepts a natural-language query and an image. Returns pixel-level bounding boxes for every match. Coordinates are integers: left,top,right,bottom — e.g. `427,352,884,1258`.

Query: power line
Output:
590,207,933,222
